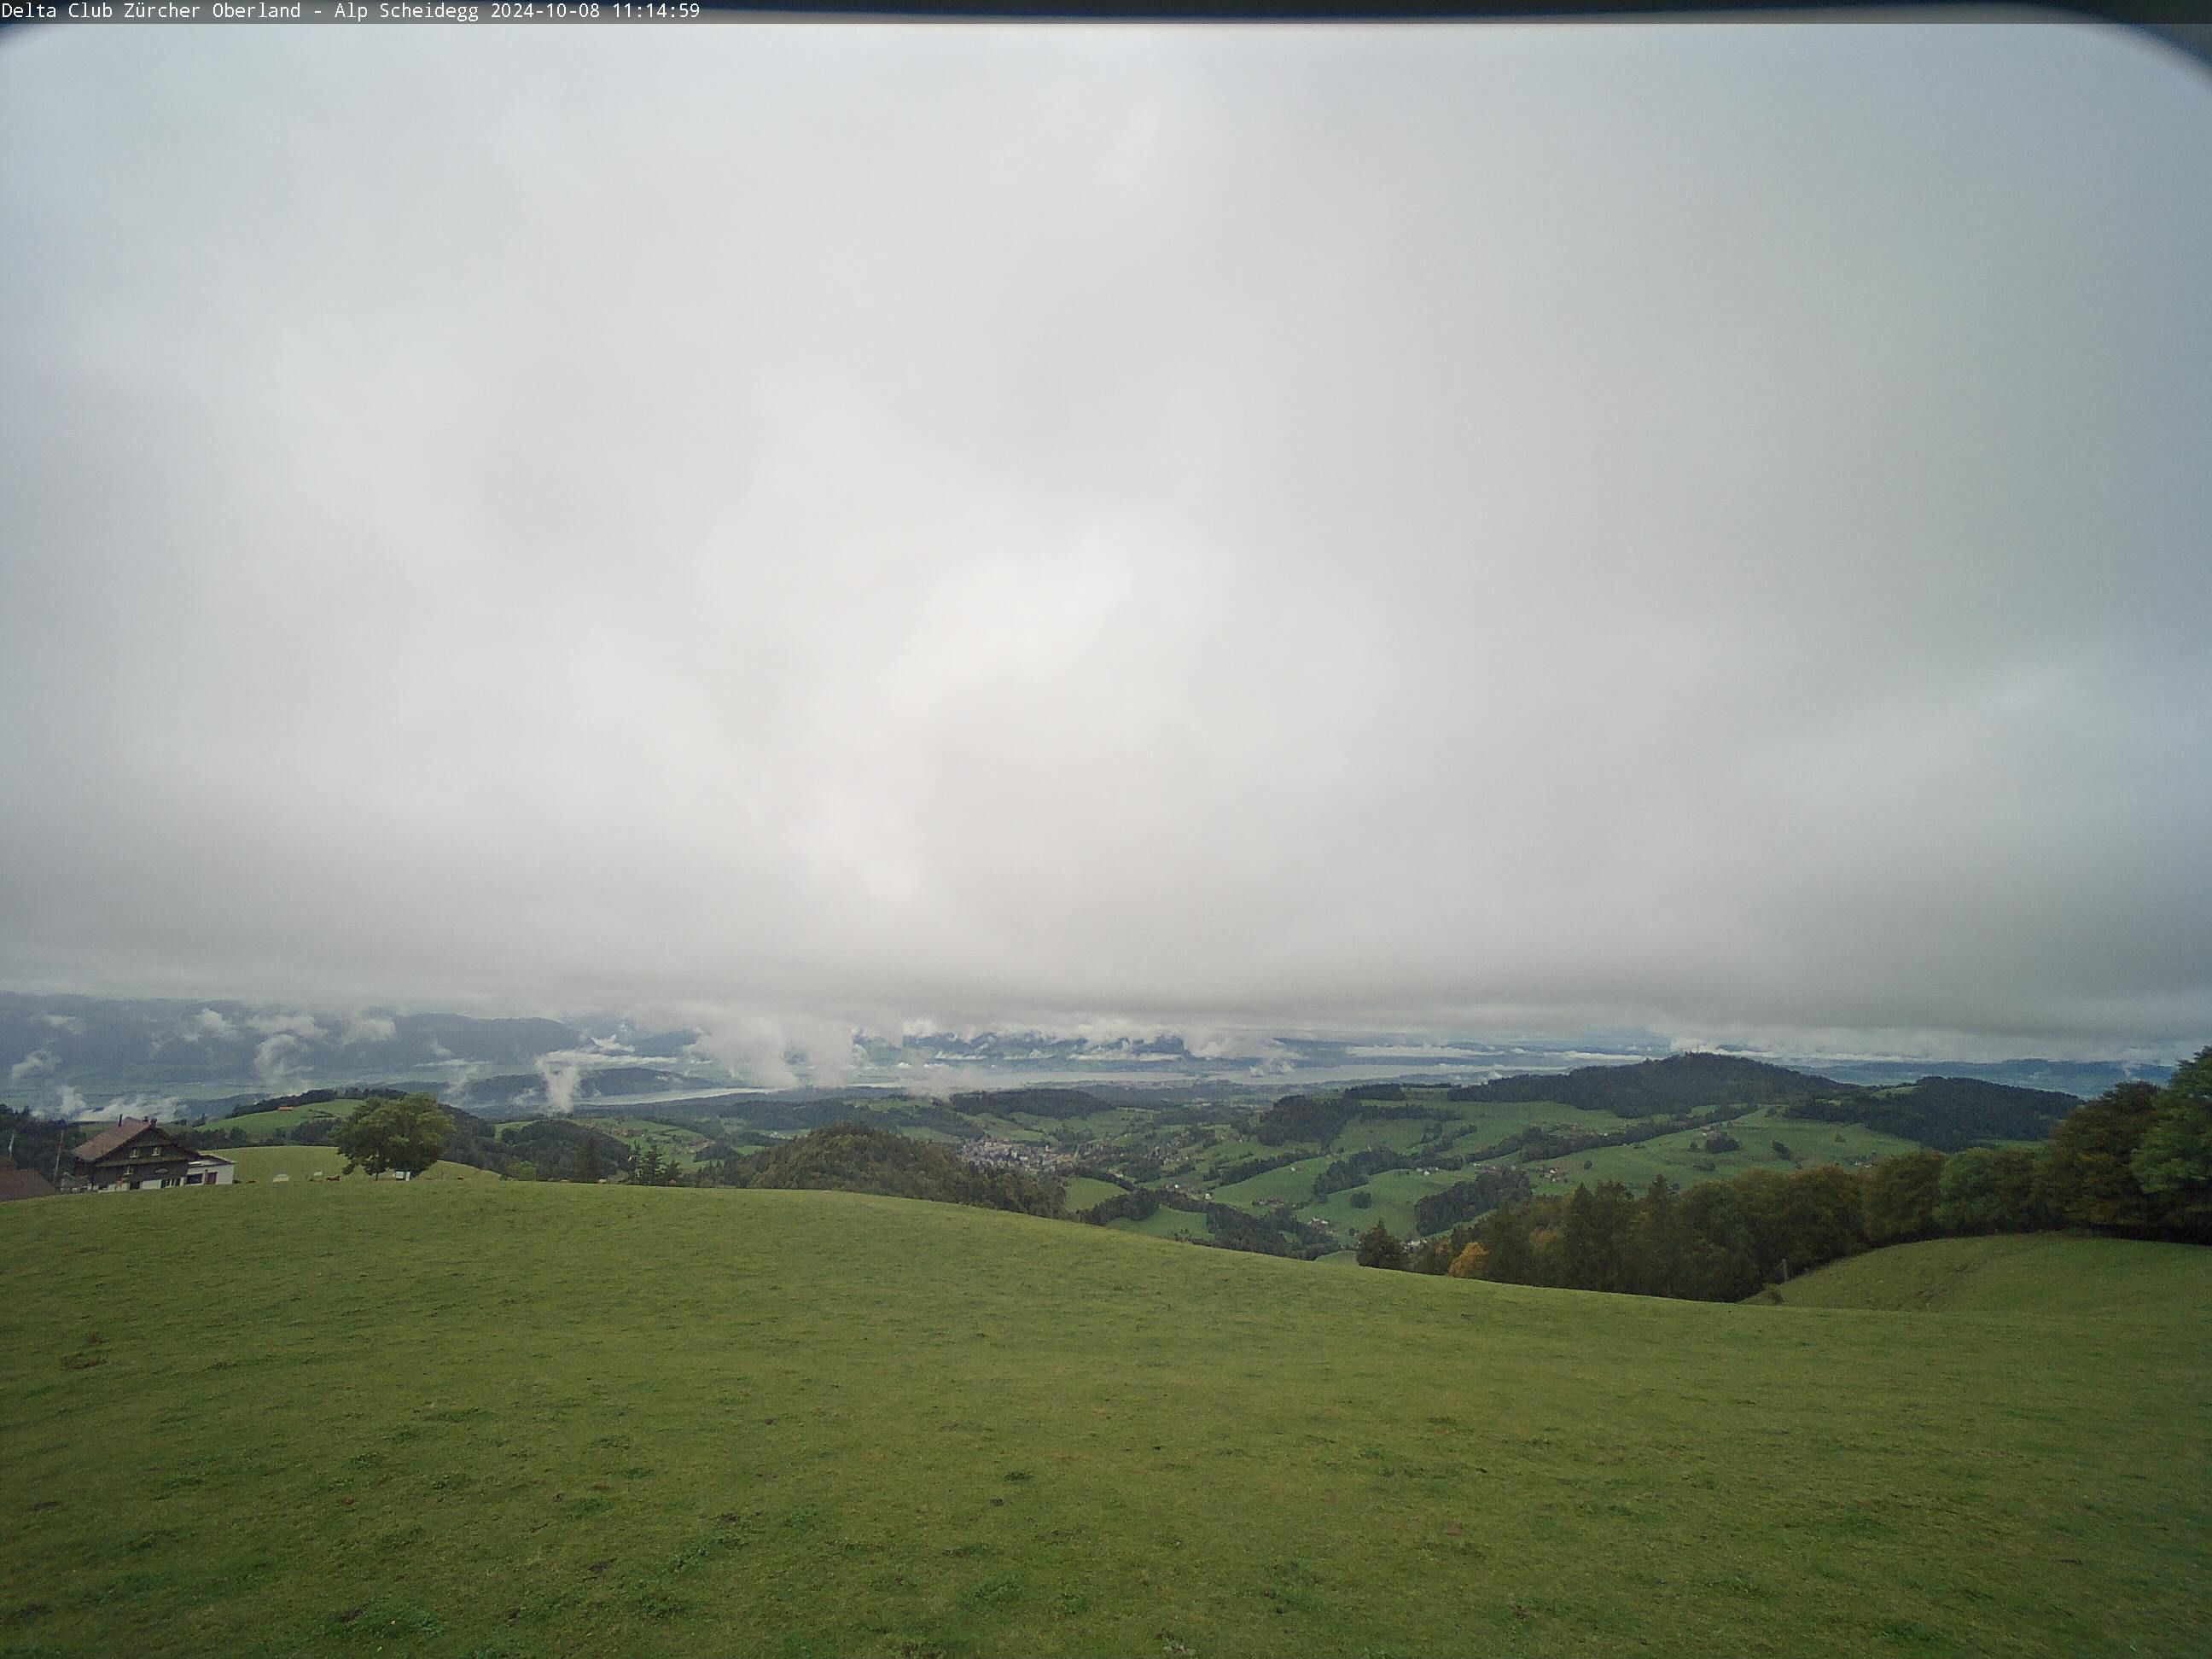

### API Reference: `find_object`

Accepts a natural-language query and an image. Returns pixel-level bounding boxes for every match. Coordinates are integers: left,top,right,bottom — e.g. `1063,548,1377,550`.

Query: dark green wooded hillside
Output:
716,1121,1066,1217
946,1087,1113,1121
1776,1076,2078,1150
1450,1051,1847,1117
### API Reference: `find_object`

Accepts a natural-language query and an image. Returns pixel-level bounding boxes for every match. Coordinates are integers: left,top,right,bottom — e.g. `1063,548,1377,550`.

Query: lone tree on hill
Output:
573,1135,602,1184
333,1094,448,1179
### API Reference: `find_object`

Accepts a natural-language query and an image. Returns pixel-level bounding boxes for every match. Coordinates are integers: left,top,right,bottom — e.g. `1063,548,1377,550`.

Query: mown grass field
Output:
1204,1158,1330,1208
204,1097,368,1141
566,1118,717,1169
1298,1167,1459,1240
1767,1233,2212,1317
1059,1176,1125,1212
1524,1107,1930,1197
222,1145,498,1185
3,1185,2206,1659
1428,1097,1597,1141
1103,1204,1206,1242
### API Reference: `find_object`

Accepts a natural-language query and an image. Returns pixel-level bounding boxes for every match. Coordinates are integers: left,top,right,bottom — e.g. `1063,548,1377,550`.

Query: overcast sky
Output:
1,20,2208,1062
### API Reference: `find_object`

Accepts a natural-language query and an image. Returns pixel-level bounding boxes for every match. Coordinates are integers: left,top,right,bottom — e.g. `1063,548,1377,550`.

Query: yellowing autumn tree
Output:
1447,1240,1489,1279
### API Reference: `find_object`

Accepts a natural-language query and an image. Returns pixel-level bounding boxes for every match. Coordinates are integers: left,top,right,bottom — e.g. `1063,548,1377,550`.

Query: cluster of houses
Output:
958,1137,1068,1175
0,1119,234,1202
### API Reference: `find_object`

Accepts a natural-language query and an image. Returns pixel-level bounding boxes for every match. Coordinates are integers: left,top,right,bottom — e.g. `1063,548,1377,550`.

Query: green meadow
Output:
563,1119,717,1169
223,1145,498,1185
1103,1204,1207,1242
1298,1167,1460,1240
1522,1108,1929,1196
1767,1233,2212,1318
1336,1115,1435,1153
3,1183,2206,1659
1059,1176,1126,1212
1203,1159,1330,1208
208,1098,369,1140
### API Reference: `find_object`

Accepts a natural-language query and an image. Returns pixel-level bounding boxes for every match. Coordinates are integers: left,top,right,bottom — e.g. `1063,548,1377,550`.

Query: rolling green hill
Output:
205,1097,368,1140
3,1184,2204,1658
1059,1175,1125,1211
719,1121,1065,1217
1774,1077,2080,1151
222,1145,498,1185
1763,1233,2211,1318
1450,1051,1846,1117
56,1048,2096,1250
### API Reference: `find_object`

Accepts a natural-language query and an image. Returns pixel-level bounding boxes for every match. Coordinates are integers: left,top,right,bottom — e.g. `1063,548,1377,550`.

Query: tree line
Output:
1068,1180,1338,1259
1447,1052,1842,1118
1773,1075,2077,1151
1250,1091,1438,1147
222,1086,416,1119
1354,1051,2211,1297
1411,1167,1534,1234
702,1122,1068,1218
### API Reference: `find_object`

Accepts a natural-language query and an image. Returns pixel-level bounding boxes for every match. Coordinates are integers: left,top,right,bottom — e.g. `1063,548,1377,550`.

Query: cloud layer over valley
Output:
2,21,2208,1059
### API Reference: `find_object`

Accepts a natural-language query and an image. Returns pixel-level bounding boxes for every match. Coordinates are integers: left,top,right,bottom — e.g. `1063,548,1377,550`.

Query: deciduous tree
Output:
2039,1082,2161,1230
333,1094,448,1179
1864,1150,1945,1243
1934,1145,2048,1235
2132,1048,2212,1237
1355,1222,1406,1270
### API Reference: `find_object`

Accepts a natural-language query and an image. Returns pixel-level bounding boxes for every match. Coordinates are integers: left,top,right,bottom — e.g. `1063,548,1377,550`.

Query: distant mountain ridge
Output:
1444,1053,2076,1149
0,993,703,1117
1243,1052,2084,1155
0,991,2170,1119
1449,1051,1843,1117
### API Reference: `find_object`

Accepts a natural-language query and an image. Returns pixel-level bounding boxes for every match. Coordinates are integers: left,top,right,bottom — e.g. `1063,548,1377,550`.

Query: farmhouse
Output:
0,1161,59,1202
67,1120,235,1191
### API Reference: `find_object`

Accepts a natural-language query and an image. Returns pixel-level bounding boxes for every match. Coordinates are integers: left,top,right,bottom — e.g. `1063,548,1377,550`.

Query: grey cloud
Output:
180,1010,241,1043
248,1014,326,1042
341,1014,399,1046
90,1091,185,1124
0,22,2208,1058
534,1055,586,1116
9,1048,57,1084
253,1034,311,1091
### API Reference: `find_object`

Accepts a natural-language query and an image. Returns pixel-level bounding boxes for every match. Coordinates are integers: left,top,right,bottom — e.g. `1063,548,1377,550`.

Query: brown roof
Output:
67,1119,153,1165
67,1119,192,1166
0,1167,59,1202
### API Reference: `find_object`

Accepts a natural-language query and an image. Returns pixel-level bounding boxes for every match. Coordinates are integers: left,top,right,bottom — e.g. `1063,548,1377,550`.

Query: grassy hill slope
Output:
203,1097,368,1140
3,1185,2206,1659
1763,1233,2212,1318
222,1145,498,1185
